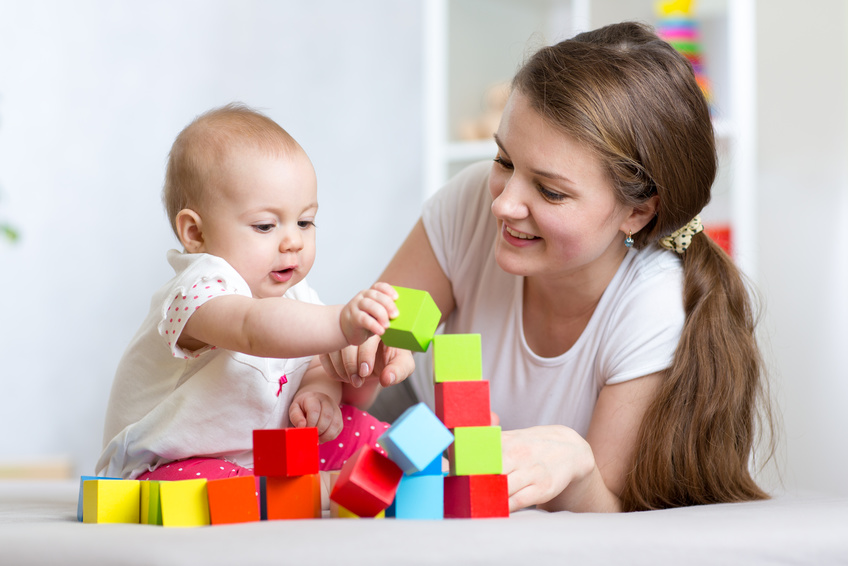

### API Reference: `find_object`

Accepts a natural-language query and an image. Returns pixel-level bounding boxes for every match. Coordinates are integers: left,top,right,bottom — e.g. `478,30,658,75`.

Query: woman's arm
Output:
379,218,456,321
502,372,662,513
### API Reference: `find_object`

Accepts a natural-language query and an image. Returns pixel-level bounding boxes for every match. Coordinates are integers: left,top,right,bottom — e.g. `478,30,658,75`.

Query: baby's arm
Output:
179,283,398,359
289,357,343,442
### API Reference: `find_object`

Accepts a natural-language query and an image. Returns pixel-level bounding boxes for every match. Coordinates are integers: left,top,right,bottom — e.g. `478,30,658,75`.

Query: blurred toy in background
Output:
457,81,510,141
656,0,712,106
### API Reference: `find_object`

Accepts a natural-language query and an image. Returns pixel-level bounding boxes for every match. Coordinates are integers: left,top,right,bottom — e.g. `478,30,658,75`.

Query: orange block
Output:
261,474,321,520
206,476,261,525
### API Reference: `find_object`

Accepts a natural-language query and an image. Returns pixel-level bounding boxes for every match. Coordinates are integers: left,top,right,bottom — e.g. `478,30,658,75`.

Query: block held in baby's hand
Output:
380,286,441,352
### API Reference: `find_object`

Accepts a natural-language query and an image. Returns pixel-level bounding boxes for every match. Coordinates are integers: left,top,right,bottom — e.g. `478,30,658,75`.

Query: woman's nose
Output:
491,177,530,220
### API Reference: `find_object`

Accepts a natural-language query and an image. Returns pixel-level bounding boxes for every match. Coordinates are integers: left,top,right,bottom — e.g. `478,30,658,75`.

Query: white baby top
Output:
96,250,322,479
409,161,685,436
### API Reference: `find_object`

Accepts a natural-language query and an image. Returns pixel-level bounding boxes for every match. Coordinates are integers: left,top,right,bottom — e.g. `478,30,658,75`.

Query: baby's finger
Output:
372,282,399,302
289,403,307,429
300,396,322,428
367,286,400,319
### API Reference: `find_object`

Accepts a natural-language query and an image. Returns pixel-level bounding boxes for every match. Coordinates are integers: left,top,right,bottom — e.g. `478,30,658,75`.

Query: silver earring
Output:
625,231,634,248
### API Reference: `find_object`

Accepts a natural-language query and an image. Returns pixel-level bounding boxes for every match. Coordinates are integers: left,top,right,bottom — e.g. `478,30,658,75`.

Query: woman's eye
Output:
253,224,275,233
538,186,566,202
493,155,513,169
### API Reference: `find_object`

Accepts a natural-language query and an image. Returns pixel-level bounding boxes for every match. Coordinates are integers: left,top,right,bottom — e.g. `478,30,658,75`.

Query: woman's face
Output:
488,91,634,282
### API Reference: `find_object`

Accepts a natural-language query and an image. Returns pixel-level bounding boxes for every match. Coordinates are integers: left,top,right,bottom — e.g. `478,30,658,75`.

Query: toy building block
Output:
328,472,385,519
432,334,483,382
444,474,509,518
330,444,403,518
159,478,210,527
449,426,502,476
385,473,444,520
82,479,141,524
207,476,260,525
253,427,319,477
261,474,321,520
140,480,164,525
378,402,454,475
77,475,119,522
380,286,441,352
434,380,491,428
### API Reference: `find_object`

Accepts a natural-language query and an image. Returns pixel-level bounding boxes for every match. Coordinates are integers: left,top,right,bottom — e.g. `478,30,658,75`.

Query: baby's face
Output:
196,147,318,298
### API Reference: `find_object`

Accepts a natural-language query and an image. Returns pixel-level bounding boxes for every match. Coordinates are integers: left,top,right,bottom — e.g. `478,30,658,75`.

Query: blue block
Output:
378,403,454,475
385,473,444,520
409,455,443,477
77,475,120,522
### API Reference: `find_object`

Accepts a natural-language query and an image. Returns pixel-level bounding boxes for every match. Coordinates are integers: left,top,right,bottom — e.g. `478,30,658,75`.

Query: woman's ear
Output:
622,195,659,236
175,208,205,253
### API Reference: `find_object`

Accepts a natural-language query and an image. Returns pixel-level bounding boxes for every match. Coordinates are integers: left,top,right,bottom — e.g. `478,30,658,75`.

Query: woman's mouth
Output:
503,224,539,245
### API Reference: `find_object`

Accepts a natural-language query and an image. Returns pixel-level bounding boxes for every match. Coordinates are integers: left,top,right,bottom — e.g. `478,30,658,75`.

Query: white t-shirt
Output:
409,161,685,436
96,250,322,479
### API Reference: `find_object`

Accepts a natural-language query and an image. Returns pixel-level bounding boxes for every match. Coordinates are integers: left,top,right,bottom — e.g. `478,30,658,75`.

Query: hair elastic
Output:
659,216,704,254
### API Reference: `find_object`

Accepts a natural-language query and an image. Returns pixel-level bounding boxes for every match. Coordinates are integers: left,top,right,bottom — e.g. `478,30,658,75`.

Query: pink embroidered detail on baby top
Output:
276,374,288,397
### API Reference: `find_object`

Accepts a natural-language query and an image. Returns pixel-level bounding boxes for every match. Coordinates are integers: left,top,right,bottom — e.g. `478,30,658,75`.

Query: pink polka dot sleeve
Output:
159,277,231,360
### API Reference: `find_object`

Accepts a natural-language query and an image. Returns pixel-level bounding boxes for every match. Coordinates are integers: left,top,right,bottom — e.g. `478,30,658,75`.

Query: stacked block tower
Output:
335,285,508,518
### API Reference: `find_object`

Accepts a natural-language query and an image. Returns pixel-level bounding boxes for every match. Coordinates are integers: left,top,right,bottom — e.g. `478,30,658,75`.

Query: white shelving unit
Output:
422,0,757,279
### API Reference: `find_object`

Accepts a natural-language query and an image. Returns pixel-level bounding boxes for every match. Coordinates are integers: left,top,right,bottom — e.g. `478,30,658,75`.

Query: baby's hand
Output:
339,282,399,346
289,391,343,443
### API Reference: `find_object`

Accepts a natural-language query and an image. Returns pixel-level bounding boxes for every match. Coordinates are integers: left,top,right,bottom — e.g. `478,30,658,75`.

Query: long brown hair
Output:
513,22,774,510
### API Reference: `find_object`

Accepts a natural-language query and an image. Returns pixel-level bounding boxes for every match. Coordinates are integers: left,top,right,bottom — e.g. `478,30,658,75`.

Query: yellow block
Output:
160,479,210,527
83,479,141,524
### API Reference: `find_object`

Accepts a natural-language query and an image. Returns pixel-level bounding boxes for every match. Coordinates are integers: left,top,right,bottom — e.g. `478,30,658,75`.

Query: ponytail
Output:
621,235,773,510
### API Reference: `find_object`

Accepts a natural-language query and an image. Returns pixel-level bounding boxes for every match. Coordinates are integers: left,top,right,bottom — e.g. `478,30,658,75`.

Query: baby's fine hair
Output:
162,102,301,239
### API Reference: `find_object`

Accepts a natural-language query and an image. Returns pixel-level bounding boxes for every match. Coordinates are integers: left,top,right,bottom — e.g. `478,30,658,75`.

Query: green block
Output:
381,286,441,352
449,426,502,476
140,480,163,525
433,334,482,382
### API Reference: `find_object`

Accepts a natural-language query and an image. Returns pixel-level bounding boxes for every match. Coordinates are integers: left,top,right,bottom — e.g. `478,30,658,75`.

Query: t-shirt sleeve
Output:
599,252,685,386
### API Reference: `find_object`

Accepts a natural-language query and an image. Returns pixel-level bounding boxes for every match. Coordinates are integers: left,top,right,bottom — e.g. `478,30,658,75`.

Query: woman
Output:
325,22,774,513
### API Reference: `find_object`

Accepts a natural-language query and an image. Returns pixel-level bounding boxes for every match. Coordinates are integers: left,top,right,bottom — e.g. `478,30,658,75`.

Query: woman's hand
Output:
289,390,343,443
501,425,619,513
320,335,415,389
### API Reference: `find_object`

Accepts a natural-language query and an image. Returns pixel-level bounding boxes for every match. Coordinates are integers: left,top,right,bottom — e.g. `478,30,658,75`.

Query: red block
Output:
253,428,319,477
330,445,403,518
261,474,321,520
444,474,509,518
435,381,491,428
206,476,260,525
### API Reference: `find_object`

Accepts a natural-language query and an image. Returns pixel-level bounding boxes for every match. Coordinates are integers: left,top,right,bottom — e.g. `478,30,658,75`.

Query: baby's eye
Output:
253,223,275,233
298,220,316,229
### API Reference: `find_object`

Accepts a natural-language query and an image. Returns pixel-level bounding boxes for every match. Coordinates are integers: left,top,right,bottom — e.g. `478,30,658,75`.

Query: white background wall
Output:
1,0,846,500
0,0,424,474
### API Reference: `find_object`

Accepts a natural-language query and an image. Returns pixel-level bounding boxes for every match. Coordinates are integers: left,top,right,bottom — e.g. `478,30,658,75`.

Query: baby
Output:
96,103,397,482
